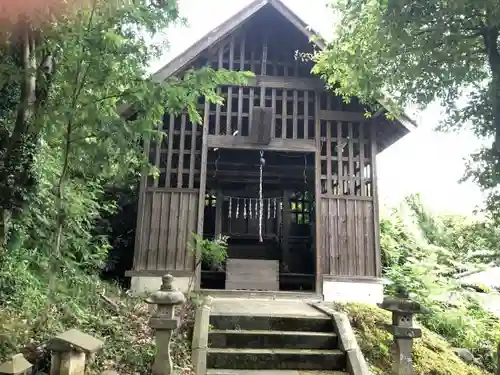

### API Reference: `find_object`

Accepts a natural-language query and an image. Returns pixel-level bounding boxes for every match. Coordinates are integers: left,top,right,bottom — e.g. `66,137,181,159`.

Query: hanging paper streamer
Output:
228,197,232,219
255,199,258,218
267,198,271,219
249,198,253,219
243,199,247,219
236,198,240,219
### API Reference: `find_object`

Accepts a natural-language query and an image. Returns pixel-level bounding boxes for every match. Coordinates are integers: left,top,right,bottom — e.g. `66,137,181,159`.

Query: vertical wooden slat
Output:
356,200,366,276
326,120,332,195
292,90,298,139
185,193,198,270
370,123,381,277
348,122,354,195
314,91,322,289
365,200,375,276
148,192,161,269
166,192,179,269
189,121,197,188
338,200,348,275
346,199,355,275
271,89,276,137
133,135,150,270
140,194,153,270
226,37,234,135
327,199,334,274
249,51,255,135
304,91,309,139
176,193,187,270
165,116,175,188
237,35,245,135
215,46,223,135
261,39,268,76
177,114,186,188
359,123,365,196
337,121,343,194
157,193,170,269
281,89,287,138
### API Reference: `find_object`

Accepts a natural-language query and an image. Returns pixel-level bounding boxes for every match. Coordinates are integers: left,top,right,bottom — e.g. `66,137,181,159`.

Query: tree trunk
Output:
483,27,500,152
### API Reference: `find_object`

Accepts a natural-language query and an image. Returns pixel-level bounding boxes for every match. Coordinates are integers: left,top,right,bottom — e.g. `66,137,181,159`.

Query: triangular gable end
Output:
152,0,325,82
150,0,417,147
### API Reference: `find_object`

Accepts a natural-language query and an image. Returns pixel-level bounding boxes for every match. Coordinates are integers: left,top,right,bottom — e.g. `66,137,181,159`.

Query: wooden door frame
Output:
196,141,322,293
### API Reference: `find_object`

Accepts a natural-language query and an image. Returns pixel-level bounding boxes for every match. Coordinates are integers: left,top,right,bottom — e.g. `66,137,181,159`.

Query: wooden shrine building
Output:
126,0,416,302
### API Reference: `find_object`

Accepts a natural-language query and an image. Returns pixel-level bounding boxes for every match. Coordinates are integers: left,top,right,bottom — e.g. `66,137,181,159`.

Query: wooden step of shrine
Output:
207,303,347,372
209,314,333,333
209,329,338,349
206,348,346,370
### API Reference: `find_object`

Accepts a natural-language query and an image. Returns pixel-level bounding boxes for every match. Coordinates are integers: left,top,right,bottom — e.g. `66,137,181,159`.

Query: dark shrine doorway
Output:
201,148,316,292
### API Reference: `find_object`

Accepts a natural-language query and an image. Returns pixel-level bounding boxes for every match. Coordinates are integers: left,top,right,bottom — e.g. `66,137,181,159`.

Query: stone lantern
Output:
145,274,186,375
0,354,32,375
378,291,429,375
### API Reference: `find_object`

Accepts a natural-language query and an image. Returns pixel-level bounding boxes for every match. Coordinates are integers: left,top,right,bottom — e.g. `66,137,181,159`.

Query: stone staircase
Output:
205,311,349,374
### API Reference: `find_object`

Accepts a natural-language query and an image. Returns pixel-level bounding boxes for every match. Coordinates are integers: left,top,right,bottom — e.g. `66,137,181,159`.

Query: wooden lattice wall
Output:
132,112,203,272
316,94,380,277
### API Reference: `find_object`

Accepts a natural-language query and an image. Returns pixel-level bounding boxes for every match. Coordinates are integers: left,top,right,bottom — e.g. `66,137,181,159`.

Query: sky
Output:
148,0,487,215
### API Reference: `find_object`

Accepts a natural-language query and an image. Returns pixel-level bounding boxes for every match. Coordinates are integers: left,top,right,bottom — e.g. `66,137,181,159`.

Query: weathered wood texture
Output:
133,190,198,271
132,107,204,272
318,198,376,277
316,92,380,277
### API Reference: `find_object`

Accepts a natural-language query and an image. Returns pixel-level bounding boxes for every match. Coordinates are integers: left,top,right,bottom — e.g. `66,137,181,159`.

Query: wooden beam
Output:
207,135,316,152
319,110,367,123
238,75,326,91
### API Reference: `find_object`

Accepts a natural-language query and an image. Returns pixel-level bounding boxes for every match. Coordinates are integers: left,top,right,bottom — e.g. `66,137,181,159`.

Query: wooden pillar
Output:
195,100,210,288
314,91,322,293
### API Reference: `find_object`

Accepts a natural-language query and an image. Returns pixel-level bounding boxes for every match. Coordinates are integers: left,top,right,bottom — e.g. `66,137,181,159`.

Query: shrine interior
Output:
201,148,316,291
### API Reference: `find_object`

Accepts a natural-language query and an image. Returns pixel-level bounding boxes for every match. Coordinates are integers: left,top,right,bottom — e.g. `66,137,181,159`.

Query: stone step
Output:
209,314,333,332
207,348,346,370
207,370,349,375
209,329,338,350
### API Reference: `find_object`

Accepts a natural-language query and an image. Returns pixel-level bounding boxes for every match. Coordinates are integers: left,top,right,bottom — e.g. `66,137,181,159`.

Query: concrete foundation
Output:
130,276,192,295
322,276,385,305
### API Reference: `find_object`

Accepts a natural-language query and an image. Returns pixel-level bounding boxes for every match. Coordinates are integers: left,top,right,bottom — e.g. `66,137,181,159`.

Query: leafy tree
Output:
0,0,249,249
0,0,250,330
312,0,500,217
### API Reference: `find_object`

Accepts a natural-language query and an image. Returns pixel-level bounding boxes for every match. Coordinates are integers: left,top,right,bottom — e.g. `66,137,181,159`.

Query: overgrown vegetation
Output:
0,0,246,372
334,303,490,375
381,194,500,372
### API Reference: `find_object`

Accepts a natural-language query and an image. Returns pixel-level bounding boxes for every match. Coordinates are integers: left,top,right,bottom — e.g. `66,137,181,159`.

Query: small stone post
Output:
145,274,186,375
0,354,32,375
47,329,104,375
378,291,429,375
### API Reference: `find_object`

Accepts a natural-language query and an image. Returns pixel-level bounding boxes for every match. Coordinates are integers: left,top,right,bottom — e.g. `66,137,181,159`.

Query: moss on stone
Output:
330,303,490,375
